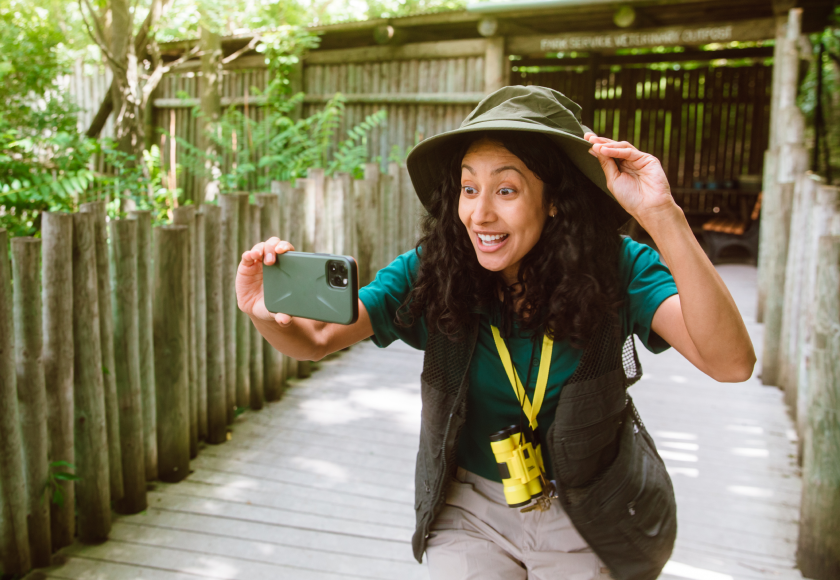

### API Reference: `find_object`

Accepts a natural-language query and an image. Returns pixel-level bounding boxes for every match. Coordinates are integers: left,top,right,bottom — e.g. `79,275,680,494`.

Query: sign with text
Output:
507,18,776,55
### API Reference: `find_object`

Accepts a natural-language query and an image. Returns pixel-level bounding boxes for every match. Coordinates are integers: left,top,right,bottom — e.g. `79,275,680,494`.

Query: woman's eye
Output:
461,186,477,195
498,188,515,196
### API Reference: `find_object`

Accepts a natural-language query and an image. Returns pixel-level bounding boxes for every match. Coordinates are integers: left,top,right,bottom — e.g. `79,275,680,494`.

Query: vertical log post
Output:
337,172,355,258
364,163,381,273
235,193,251,410
202,205,227,444
154,225,190,482
172,207,199,456
308,169,327,253
355,178,377,288
760,9,807,386
379,173,395,268
11,238,51,567
195,209,208,439
248,203,264,410
79,201,123,501
796,185,840,439
484,36,506,94
0,229,31,575
71,214,111,543
388,162,402,256
328,177,345,256
797,235,840,580
279,184,302,380
256,194,286,402
779,173,818,405
219,195,239,423
110,219,146,514
41,213,75,550
129,209,157,480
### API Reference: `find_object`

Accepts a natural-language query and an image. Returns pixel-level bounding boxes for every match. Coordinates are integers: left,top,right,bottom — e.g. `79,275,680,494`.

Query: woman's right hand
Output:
236,237,296,326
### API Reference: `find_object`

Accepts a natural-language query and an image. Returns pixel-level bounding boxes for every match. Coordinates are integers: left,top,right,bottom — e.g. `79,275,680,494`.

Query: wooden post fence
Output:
797,235,840,580
129,209,157,481
195,209,208,440
70,213,111,544
11,237,51,567
154,225,190,483
0,228,31,575
219,194,239,423
40,212,76,550
235,192,251,410
110,219,147,514
249,202,265,410
172,206,199,457
256,193,286,402
202,204,227,444
79,201,124,502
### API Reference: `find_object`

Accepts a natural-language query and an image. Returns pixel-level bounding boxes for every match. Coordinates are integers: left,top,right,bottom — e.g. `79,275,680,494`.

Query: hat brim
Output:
406,120,630,228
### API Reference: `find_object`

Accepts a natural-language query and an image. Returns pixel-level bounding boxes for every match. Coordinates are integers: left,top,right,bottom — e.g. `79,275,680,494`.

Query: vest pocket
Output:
551,415,624,488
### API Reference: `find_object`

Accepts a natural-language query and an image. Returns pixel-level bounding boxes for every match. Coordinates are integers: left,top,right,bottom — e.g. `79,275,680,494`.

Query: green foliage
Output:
43,460,81,509
170,25,385,192
798,6,840,182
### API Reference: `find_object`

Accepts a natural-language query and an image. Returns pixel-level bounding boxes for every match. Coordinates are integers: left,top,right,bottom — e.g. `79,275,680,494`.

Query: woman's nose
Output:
471,191,495,224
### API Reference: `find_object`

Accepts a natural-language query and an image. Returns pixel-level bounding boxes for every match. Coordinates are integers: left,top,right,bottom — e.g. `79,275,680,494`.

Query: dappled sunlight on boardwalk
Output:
29,264,803,580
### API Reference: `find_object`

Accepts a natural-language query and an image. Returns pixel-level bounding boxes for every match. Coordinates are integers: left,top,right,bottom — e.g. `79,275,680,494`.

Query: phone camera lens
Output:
327,260,349,289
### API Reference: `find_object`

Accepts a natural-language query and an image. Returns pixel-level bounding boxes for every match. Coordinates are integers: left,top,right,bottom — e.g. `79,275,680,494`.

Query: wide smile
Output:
475,232,509,253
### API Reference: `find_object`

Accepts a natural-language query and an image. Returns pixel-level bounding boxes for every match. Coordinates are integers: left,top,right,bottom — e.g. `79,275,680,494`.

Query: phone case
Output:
262,252,359,325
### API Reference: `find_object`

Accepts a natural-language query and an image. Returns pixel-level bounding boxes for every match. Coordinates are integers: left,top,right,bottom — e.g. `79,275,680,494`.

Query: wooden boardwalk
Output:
28,264,806,580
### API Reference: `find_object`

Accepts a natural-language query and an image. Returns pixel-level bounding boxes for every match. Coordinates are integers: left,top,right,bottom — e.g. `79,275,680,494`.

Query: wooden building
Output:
155,0,833,223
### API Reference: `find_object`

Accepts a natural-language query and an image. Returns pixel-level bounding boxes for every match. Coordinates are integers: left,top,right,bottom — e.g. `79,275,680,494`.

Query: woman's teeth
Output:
478,233,508,245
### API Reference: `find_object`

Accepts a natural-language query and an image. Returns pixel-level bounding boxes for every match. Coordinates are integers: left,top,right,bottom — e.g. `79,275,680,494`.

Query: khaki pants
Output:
426,467,612,580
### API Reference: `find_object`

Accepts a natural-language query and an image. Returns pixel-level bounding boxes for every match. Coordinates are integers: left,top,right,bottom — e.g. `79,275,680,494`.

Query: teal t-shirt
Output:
359,237,678,482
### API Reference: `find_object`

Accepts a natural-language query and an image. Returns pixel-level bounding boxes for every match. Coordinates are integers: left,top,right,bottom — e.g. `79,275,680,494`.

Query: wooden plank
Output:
305,38,486,65
106,523,426,580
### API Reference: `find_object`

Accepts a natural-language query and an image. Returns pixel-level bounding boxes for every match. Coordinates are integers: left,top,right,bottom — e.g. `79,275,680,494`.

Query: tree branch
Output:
86,0,173,138
222,35,263,65
142,45,202,108
78,0,127,74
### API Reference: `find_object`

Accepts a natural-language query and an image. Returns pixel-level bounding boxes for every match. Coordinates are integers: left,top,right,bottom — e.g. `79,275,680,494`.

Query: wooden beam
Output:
515,46,774,67
153,92,486,109
508,17,777,55
304,38,486,64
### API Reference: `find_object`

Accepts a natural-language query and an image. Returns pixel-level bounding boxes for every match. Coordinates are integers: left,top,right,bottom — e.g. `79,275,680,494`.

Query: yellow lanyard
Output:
490,325,554,432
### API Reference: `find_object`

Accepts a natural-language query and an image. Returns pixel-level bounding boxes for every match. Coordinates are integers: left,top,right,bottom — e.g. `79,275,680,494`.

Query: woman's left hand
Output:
584,133,675,223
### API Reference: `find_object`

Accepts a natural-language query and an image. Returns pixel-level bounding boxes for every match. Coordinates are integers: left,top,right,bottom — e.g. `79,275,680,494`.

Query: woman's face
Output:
458,138,552,285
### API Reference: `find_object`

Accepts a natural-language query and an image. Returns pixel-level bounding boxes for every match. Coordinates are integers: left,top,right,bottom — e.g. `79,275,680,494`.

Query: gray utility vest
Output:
412,315,677,580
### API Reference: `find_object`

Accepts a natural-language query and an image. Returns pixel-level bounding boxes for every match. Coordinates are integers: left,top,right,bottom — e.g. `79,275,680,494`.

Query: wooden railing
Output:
0,162,422,577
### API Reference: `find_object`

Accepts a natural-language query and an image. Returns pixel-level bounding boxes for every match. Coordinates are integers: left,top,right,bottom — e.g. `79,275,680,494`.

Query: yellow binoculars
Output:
489,425,545,508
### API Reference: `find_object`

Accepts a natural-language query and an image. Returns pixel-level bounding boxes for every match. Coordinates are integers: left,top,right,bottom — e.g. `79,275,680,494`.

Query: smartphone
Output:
262,251,359,325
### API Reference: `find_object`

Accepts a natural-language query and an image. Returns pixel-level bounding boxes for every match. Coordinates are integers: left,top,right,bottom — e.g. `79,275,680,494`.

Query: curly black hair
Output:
398,130,626,346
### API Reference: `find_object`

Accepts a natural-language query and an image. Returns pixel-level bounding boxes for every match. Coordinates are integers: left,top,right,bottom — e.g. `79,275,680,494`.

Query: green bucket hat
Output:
406,85,628,224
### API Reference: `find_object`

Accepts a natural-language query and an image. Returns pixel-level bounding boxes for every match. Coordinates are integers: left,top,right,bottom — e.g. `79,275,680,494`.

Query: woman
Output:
236,86,755,580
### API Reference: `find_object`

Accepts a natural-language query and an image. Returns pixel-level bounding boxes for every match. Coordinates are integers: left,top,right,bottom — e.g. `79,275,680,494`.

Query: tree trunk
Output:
199,24,222,203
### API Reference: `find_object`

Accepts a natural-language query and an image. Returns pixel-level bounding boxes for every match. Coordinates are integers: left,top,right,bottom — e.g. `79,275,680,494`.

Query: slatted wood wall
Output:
302,57,485,164
515,65,772,219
